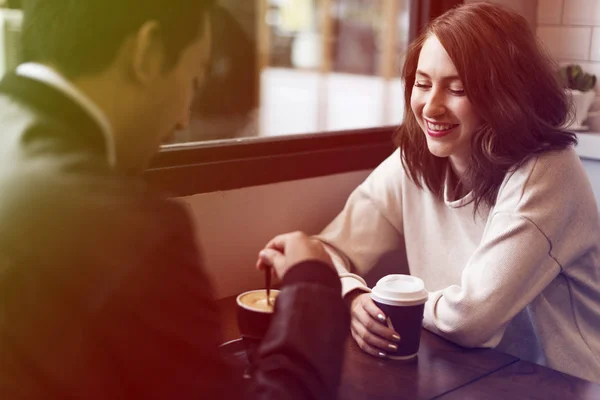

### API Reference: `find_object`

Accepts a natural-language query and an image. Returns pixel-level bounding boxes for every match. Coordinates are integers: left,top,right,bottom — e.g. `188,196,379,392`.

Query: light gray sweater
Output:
318,147,600,383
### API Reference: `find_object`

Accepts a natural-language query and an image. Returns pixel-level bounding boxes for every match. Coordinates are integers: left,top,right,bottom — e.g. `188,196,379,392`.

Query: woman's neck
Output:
447,160,471,200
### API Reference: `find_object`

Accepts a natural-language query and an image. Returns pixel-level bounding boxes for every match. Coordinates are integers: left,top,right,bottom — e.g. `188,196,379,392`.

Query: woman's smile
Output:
425,120,459,138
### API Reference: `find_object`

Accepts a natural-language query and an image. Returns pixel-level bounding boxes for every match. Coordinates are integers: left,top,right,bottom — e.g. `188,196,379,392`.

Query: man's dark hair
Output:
6,0,22,9
20,0,215,78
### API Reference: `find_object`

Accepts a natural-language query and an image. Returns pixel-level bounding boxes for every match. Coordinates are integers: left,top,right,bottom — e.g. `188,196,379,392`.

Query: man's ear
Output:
128,21,165,86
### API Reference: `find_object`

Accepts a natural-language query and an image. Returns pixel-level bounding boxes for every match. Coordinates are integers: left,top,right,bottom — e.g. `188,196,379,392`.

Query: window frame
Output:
146,126,397,196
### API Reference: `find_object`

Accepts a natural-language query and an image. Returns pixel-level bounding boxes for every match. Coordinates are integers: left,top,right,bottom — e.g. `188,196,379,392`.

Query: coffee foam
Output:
237,290,279,313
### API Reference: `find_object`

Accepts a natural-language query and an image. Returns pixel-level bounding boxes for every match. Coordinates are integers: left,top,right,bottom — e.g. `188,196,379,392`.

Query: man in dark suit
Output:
0,1,349,398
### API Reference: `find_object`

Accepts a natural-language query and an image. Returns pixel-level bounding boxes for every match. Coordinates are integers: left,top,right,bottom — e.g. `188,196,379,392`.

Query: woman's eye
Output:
449,88,465,95
414,82,430,89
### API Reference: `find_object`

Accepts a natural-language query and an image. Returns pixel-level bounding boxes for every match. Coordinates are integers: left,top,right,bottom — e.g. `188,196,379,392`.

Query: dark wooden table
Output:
437,360,600,399
337,331,516,400
216,296,600,399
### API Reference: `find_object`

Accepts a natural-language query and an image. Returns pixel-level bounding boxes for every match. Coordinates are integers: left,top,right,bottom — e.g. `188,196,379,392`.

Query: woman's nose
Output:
423,91,446,117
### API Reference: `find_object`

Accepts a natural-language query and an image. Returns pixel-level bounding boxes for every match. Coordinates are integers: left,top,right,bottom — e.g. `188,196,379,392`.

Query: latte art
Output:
238,290,279,313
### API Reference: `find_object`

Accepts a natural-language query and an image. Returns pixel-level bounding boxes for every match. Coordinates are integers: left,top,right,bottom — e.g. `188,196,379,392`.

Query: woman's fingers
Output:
350,323,388,359
352,294,401,343
351,318,399,356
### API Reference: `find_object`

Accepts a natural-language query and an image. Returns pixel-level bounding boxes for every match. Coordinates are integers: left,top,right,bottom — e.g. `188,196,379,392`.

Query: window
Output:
149,0,426,195
169,0,414,145
0,7,22,78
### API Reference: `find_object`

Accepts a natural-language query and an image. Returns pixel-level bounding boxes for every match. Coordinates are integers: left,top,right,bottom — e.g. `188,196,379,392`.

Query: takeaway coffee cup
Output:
370,274,428,360
236,289,280,340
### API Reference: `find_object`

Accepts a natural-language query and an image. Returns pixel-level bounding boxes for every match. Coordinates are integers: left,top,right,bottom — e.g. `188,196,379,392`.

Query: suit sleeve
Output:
248,261,350,400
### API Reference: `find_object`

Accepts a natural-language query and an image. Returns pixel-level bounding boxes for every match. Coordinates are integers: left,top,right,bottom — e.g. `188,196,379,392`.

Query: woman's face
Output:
410,35,482,176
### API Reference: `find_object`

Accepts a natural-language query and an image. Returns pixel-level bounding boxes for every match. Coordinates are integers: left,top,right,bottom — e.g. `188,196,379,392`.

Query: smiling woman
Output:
261,1,600,384
397,0,576,213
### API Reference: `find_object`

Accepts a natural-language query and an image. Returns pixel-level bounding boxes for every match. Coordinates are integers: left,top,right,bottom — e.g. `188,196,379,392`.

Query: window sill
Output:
145,126,397,196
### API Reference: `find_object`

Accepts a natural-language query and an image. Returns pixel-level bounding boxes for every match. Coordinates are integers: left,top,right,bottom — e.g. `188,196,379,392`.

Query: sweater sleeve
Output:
315,150,406,296
424,148,597,348
423,212,561,348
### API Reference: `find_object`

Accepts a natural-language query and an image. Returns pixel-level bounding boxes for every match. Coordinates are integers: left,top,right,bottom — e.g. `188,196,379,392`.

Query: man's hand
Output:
256,231,333,279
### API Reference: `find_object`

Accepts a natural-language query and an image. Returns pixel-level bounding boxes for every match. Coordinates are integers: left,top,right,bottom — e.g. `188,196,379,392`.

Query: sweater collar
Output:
443,165,474,208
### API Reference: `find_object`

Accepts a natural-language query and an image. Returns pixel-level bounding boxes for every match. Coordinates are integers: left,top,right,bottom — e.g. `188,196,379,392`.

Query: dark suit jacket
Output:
0,72,349,399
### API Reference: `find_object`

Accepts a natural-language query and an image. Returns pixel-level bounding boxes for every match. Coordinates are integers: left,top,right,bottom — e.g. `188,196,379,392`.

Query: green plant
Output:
558,64,597,92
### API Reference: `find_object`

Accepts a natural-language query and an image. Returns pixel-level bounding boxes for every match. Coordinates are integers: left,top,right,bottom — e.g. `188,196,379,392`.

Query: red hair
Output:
395,2,576,213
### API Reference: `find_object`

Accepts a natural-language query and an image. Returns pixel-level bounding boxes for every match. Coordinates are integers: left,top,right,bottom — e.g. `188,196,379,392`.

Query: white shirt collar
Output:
15,63,117,168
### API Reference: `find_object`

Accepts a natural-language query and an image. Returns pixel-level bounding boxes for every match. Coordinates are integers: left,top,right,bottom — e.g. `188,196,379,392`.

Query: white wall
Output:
537,0,600,96
177,169,371,299
465,0,538,26
581,158,600,206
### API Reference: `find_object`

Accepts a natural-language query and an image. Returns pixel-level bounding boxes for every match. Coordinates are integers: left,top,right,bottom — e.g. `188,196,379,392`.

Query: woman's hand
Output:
346,291,402,358
256,231,333,279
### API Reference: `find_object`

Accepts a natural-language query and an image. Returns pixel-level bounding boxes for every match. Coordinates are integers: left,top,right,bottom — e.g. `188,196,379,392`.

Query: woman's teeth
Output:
427,122,456,131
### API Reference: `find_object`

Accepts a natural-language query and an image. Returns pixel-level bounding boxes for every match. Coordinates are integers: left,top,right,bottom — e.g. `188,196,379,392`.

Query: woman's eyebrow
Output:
416,70,461,82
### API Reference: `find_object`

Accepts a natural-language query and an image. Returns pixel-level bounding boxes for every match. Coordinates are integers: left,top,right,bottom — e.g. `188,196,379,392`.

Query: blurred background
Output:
6,1,597,143
183,0,414,143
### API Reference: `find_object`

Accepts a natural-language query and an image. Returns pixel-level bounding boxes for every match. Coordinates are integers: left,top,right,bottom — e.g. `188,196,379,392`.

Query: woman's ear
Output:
128,20,165,86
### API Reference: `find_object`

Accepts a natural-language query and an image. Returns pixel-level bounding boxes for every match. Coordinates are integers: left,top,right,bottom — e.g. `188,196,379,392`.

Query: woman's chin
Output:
426,143,452,159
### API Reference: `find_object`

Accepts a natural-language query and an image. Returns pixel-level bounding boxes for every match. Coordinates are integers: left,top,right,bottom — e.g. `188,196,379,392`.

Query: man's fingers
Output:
264,231,308,252
258,249,284,270
265,232,300,250
263,234,287,252
257,233,291,270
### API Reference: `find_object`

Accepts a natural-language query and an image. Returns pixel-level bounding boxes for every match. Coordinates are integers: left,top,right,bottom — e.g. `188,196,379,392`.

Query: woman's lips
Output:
426,121,459,138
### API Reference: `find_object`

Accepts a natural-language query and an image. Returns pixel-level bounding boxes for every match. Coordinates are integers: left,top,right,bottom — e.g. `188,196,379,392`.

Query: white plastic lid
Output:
370,274,428,306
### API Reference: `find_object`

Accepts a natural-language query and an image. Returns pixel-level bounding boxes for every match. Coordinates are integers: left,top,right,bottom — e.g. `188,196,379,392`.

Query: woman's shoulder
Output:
495,146,594,213
353,148,416,211
362,147,431,196
507,146,583,186
362,148,406,185
494,148,600,267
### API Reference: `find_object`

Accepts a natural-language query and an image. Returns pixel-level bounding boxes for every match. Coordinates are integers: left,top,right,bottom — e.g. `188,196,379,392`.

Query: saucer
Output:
219,337,249,365
219,337,254,380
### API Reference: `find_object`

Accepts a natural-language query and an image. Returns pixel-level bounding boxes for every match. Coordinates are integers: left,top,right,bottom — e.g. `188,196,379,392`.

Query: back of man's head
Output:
21,0,215,78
